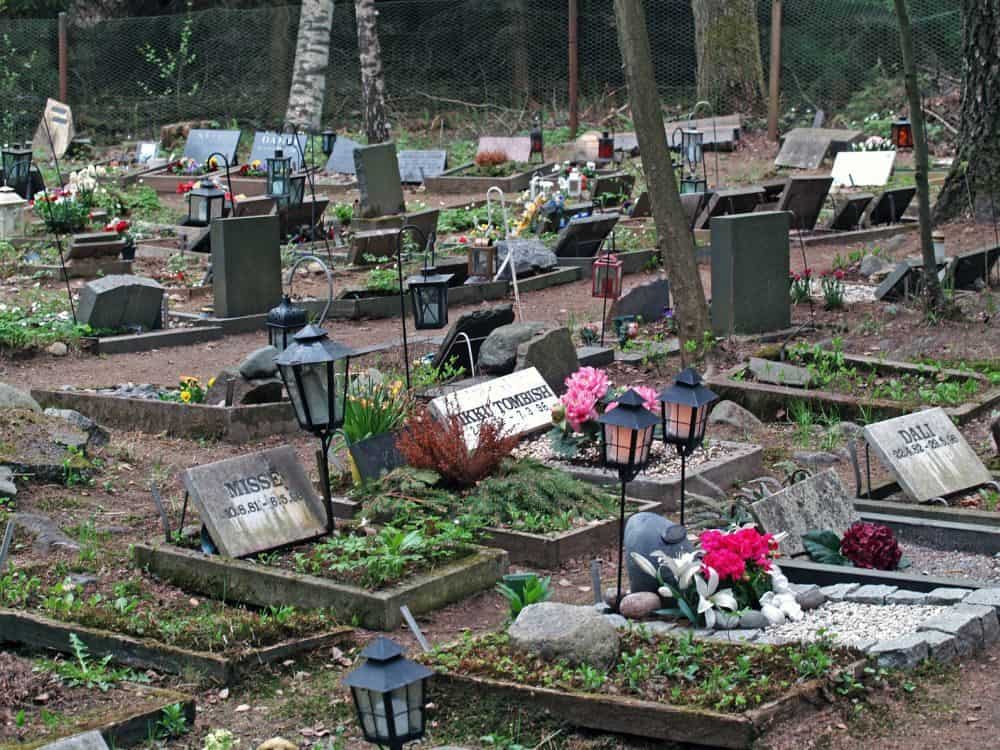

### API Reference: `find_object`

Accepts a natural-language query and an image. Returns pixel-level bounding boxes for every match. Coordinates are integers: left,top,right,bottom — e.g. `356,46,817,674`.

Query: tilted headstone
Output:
774,128,863,169
432,304,516,375
325,135,362,174
828,193,875,231
77,274,164,332
233,195,277,218
552,213,619,257
777,176,833,231
397,150,448,183
211,214,282,318
32,98,75,160
875,260,914,301
710,211,790,335
495,238,558,279
348,432,405,482
429,367,557,448
39,730,109,750
591,173,635,202
831,151,896,188
748,357,812,387
950,246,1000,289
477,136,531,163
608,278,670,323
248,131,308,171
868,187,916,226
664,113,742,148
695,187,765,229
182,128,241,166
69,232,126,260
515,327,579,395
354,142,406,219
629,191,651,218
750,470,860,557
349,228,401,266
680,191,709,229
863,407,993,504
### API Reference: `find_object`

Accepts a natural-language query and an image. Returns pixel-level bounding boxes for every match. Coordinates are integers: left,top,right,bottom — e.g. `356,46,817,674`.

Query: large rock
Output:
708,400,762,432
619,592,661,619
508,602,619,669
479,322,546,374
0,410,92,483
608,278,671,323
205,368,284,406
43,408,110,449
239,346,279,380
515,327,579,394
77,274,164,332
0,466,15,497
494,239,558,280
0,383,40,412
859,254,890,277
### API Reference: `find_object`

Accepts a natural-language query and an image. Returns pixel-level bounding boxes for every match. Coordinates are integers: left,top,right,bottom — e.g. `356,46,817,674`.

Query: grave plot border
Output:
78,326,224,355
137,167,224,195
431,658,866,750
855,495,1000,530
707,354,1000,425
31,388,298,443
423,162,556,194
860,510,1000,556
132,543,508,631
513,266,580,292
0,607,353,685
327,280,508,321
558,249,657,279
17,259,134,280
15,687,196,750
779,558,990,592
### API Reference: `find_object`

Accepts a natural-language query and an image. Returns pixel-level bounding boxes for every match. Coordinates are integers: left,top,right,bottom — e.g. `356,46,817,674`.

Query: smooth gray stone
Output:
479,322,546,374
820,583,859,602
515,326,579,395
739,610,769,629
887,590,929,605
869,633,929,669
790,583,826,610
509,603,620,670
792,450,842,467
0,382,40,412
239,345,279,380
847,584,898,605
925,587,973,605
494,239,558,280
709,400,763,432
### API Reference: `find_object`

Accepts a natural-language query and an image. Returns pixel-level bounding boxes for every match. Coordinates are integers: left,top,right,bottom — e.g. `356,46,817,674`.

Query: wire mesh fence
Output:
0,0,964,145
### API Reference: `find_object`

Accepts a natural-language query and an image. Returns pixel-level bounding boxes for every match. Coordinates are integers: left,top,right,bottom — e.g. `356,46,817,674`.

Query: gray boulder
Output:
708,400,762,432
205,368,284,406
859,254,889,277
43,408,110,449
515,327,579,394
0,383,40,412
77,274,164,332
494,239,558,280
479,322,546,374
239,346,279,380
508,602,620,669
608,278,671,323
0,466,15,497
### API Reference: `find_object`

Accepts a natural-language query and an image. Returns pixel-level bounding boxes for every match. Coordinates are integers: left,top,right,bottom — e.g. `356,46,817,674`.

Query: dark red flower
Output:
841,522,902,570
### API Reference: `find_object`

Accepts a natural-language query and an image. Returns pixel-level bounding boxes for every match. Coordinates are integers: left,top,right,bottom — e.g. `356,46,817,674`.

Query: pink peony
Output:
605,385,659,416
563,367,610,401
560,389,599,432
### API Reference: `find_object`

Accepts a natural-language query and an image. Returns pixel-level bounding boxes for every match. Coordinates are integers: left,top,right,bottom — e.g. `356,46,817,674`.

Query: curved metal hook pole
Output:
487,187,523,322
285,254,334,327
280,122,333,266
205,151,235,209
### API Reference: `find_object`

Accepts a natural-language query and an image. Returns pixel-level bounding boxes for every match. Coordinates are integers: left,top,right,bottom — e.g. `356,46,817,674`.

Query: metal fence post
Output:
568,0,579,138
58,11,68,103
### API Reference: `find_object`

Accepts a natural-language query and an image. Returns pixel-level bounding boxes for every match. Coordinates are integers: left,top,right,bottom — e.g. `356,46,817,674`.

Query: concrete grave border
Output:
423,162,556,194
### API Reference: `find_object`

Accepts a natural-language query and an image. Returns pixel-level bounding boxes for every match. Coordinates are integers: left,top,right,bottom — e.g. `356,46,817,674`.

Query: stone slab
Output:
348,228,400,265
348,431,404,482
516,327,579,395
39,731,109,750
183,445,328,558
819,582,859,601
354,142,406,218
696,187,764,229
774,127,863,169
325,135,362,174
750,469,860,556
926,587,973,605
748,357,812,387
962,588,1000,611
868,632,929,669
477,136,531,163
846,584,898,604
875,259,914,301
777,176,833,231
552,213,619,258
864,407,993,503
868,187,916,226
397,150,448,183
608,278,670,323
211,214,282,318
951,245,1000,289
920,629,958,662
248,131,307,171
831,150,896,187
182,128,241,166
577,346,614,367
428,367,557,448
887,589,929,605
828,193,875,231
77,274,164,332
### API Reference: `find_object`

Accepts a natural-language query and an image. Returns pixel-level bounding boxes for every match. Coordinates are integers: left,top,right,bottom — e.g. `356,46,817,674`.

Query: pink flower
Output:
560,389,599,432
702,549,746,581
563,367,610,401
605,384,659,415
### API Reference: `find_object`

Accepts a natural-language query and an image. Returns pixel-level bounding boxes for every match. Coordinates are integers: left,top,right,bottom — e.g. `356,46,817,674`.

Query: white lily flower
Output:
694,567,738,629
629,551,660,580
652,549,703,591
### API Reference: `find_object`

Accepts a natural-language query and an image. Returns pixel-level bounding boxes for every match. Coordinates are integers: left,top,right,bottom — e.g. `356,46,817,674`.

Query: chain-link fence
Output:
0,0,964,144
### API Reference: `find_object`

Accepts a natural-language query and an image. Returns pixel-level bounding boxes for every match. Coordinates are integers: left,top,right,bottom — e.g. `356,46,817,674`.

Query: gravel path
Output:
902,542,1000,583
764,601,945,648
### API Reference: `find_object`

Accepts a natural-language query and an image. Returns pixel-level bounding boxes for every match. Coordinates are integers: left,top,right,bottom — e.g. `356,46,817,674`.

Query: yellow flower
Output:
180,390,192,403
180,375,199,385
251,160,261,168
207,377,216,388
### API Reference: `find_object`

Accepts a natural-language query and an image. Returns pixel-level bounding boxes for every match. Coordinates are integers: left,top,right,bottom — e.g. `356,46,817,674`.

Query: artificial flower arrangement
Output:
158,376,207,404
104,217,138,258
632,524,802,629
31,187,95,234
238,159,267,178
165,157,215,176
802,522,908,571
851,135,895,152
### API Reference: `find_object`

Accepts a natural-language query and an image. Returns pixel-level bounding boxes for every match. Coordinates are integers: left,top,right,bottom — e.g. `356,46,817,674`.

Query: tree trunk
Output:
356,0,390,143
691,0,765,114
284,0,335,130
613,0,711,362
893,0,946,312
933,0,1000,225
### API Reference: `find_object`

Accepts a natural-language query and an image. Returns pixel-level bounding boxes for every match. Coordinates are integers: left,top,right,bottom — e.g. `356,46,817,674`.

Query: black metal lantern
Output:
321,130,337,157
2,143,33,199
342,637,433,750
266,294,308,354
891,117,914,150
267,148,292,206
680,128,704,170
657,368,718,525
597,130,614,162
680,175,708,194
405,229,452,331
186,182,226,226
467,241,497,278
289,171,307,207
529,114,544,162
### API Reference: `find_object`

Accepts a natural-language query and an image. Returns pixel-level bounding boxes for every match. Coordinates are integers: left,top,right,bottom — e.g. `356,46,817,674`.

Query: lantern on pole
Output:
529,113,544,162
186,182,225,227
891,117,914,150
267,148,292,206
268,254,335,353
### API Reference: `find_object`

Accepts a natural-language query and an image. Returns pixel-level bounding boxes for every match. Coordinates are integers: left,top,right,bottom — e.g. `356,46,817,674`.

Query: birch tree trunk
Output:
356,0,390,143
614,0,711,362
284,0,335,130
691,0,765,114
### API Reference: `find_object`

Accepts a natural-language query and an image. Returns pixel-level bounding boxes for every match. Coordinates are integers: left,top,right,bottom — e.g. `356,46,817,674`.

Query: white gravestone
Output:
864,407,993,503
429,367,557,449
831,151,896,188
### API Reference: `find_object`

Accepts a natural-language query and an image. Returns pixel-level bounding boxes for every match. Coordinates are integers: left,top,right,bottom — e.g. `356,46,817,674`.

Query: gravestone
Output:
831,151,896,188
354,143,406,218
695,187,765,229
325,135,361,174
608,278,670,323
211,214,282,317
480,322,547,374
32,98,74,160
552,213,619,257
233,195,276,218
664,113,743,149
629,191,651,218
397,150,448,183
135,141,159,164
748,357,812,387
349,228,400,266
828,193,875,231
875,260,914,301
516,327,579,394
760,180,787,208
750,469,860,556
39,731,109,750
184,445,328,558
863,407,993,504
591,173,635,202
774,127,863,169
868,187,916,226
348,432,404,482
777,176,833,231
182,128,241,166
248,131,308,171
710,211,790,335
77,274,164,331
495,238,558,279
477,136,531,163
432,304,516,375
68,232,126,260
428,367,557,448
950,246,1000,289
614,132,639,154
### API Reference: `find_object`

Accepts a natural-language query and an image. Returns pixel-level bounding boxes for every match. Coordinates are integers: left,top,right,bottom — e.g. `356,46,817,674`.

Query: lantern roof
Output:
657,368,719,408
275,324,354,368
342,637,433,693
597,389,660,430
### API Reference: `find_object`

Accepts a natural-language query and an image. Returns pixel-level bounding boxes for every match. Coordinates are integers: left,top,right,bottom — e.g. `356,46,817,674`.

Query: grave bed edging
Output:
423,162,556,194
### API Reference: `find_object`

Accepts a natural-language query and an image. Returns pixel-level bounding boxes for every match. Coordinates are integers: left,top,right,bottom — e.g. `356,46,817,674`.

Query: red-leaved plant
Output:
840,522,902,570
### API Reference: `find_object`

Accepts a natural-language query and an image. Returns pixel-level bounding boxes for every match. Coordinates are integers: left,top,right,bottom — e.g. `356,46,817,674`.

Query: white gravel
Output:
513,436,727,479
763,601,945,648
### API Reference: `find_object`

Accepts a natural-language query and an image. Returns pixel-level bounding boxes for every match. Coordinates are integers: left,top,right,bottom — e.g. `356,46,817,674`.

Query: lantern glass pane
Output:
665,402,695,442
412,284,448,329
353,687,378,739
209,196,223,222
407,680,424,734
191,194,208,225
390,686,410,737
283,358,346,431
603,422,635,468
371,689,389,739
470,248,490,276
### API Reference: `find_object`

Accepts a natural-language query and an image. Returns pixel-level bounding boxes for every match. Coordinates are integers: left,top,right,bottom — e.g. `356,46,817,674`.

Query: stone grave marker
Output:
591,173,635,202
428,366,557,448
774,127,863,169
950,246,1000,289
695,187,764,229
552,212,619,257
432,304,516,375
495,238,558,279
325,135,361,174
614,132,639,154
608,278,670,323
629,191,650,217
863,407,993,504
758,180,787,210
680,191,710,228
135,141,159,164
349,228,400,266
68,232,126,260
831,150,896,188
477,136,531,163
78,274,164,331
183,128,241,166
397,150,448,183
748,357,812,387
39,731,110,750
354,143,406,218
664,113,743,149
184,445,328,558
875,260,914,301
348,432,405,482
32,98,74,160
710,211,790,335
233,195,276,218
751,469,860,556
828,193,875,231
248,131,308,171
777,176,833,231
516,327,579,394
868,187,916,226
211,214,281,317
